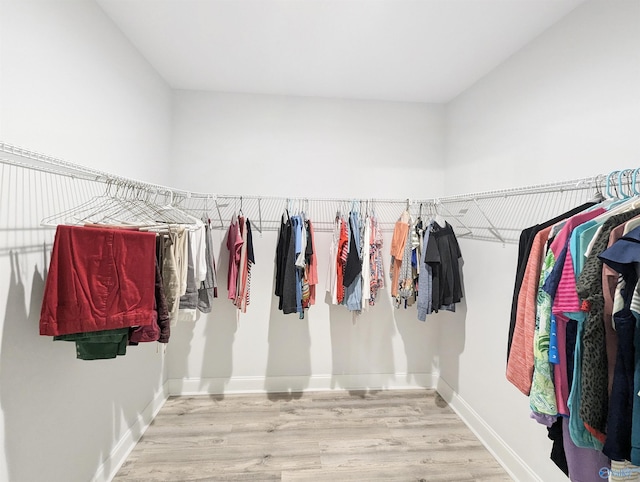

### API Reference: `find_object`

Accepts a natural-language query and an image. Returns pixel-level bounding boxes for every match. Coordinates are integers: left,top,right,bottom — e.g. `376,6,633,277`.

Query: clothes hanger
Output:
632,168,640,196
147,190,198,226
590,169,640,223
123,187,200,231
93,188,161,231
606,170,620,199
201,195,213,226
588,173,606,203
429,200,445,227
74,181,143,225
400,199,411,224
617,169,633,200
349,199,357,214
99,184,155,226
40,178,117,226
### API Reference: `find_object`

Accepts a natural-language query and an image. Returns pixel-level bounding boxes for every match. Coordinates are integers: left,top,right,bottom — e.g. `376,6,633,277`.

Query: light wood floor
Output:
114,389,513,481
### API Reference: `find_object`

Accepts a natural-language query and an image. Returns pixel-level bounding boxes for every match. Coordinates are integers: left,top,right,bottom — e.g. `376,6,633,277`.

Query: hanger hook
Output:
633,168,640,196
623,169,635,198
593,174,603,196
606,171,619,199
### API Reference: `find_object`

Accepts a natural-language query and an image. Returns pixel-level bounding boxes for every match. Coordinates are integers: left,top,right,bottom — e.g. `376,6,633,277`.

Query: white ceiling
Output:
96,0,585,103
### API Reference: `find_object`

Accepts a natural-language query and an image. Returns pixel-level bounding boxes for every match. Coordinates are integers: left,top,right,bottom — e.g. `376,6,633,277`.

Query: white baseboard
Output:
436,377,540,482
91,380,169,482
169,372,437,395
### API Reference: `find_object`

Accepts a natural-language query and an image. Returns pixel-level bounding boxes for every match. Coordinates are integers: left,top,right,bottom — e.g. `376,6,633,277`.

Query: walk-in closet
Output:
1,1,639,481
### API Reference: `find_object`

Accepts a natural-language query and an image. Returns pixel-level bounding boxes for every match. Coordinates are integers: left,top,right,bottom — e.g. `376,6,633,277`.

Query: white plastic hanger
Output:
432,200,446,227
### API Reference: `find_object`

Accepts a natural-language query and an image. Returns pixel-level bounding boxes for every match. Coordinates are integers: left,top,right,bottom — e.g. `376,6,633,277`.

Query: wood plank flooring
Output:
114,389,512,481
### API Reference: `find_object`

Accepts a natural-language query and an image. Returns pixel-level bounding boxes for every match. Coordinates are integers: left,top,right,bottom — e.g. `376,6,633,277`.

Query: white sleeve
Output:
194,223,207,283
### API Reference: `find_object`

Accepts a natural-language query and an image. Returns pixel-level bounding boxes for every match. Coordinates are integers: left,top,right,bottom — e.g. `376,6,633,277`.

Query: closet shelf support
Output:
473,199,506,244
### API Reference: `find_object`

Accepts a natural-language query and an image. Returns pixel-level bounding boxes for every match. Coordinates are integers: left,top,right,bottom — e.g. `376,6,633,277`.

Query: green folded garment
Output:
54,328,129,360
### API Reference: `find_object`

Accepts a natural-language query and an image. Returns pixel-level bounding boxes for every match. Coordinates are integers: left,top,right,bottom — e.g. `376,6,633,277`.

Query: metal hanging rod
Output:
4,141,638,244
0,142,213,200
436,176,602,202
0,141,614,207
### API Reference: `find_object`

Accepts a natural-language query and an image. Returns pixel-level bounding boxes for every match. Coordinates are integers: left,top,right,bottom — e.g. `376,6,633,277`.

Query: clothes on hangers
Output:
361,215,371,311
389,209,463,315
507,202,598,364
507,196,640,481
197,217,219,313
163,226,189,325
177,230,199,322
40,225,157,336
325,214,347,306
278,213,298,314
307,219,319,306
326,210,369,313
238,217,255,312
395,213,416,308
275,212,317,317
344,211,363,312
325,206,461,316
40,225,177,360
176,219,208,322
530,207,606,416
389,211,410,300
598,227,640,463
276,212,293,310
417,219,434,321
159,223,211,325
325,214,340,305
368,215,385,306
53,328,130,360
337,217,349,304
41,221,216,359
227,217,243,303
129,261,169,344
226,215,256,313
422,219,463,313
577,208,640,439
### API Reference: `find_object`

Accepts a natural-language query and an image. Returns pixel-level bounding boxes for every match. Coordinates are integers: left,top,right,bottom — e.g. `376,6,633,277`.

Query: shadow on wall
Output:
198,233,237,394
328,290,396,390
435,296,468,395
0,250,111,481
168,228,238,395
437,259,468,394
392,292,440,387
265,260,311,399
1,248,165,482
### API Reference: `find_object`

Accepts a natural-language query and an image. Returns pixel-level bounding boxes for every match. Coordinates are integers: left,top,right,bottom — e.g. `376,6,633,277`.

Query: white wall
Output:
0,1,172,481
170,91,444,199
168,91,446,394
2,0,637,481
442,1,640,481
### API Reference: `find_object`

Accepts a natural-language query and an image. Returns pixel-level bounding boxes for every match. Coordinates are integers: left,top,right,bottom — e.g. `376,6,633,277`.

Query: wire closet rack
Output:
0,141,628,254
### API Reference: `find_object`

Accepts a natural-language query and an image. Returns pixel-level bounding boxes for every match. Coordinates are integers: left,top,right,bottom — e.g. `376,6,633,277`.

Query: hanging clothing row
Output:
39,217,218,360
326,209,385,313
506,188,640,481
38,202,464,360
226,214,255,313
323,205,464,319
390,207,464,318
274,210,318,318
